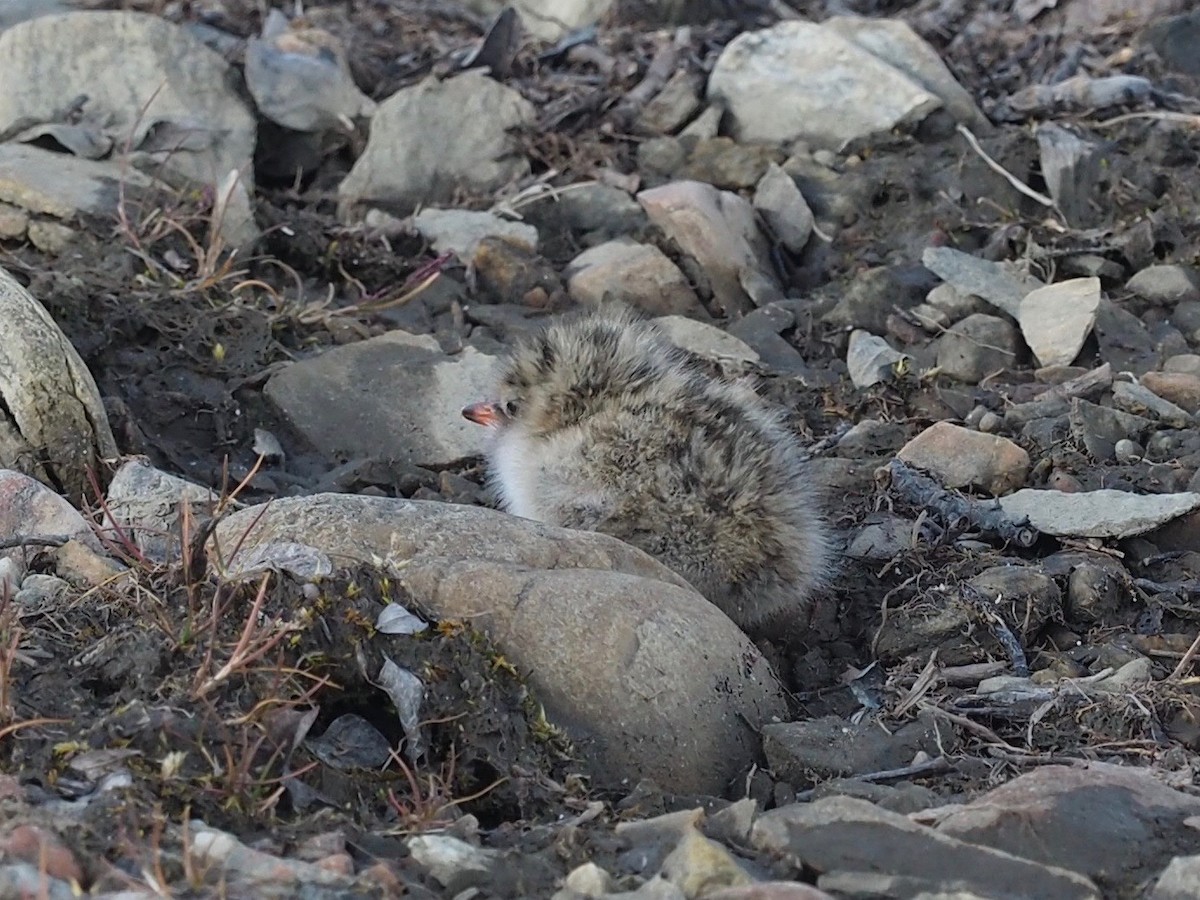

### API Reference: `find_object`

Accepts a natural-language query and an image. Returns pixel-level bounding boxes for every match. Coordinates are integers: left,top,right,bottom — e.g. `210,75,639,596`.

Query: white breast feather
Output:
489,428,542,520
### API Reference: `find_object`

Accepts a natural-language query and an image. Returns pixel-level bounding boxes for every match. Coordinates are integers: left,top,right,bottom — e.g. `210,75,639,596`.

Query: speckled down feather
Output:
475,306,833,636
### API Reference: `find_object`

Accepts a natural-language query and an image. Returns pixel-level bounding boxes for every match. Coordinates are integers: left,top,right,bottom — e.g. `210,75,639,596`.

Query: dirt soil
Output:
3,0,1200,895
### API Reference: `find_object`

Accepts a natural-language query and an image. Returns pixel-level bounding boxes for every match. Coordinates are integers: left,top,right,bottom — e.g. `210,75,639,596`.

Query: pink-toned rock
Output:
1141,371,1200,414
897,423,1029,495
565,239,706,318
0,469,100,549
1,825,84,885
637,180,779,317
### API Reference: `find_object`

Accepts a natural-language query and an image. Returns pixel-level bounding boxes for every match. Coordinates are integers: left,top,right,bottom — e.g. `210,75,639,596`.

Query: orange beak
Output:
462,402,508,427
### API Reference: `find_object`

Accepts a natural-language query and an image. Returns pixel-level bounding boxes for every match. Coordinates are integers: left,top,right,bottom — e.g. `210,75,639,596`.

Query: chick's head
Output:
473,308,676,438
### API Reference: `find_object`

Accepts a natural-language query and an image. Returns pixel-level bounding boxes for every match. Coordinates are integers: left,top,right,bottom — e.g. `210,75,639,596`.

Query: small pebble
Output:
1114,439,1143,463
1047,469,1083,492
977,411,1002,433
964,405,988,427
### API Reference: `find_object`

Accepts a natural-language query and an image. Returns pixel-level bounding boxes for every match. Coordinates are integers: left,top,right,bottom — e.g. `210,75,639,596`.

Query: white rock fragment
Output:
0,11,256,187
998,489,1200,539
847,330,909,388
1018,277,1101,368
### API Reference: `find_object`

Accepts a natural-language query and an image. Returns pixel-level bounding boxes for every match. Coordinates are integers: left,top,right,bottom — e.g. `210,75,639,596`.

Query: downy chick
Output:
462,307,833,636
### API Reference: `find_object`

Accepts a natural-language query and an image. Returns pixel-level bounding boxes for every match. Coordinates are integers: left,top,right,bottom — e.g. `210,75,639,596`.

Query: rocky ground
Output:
3,0,1200,897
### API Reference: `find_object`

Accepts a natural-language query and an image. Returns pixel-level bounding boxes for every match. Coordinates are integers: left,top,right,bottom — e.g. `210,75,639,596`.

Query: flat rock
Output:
752,163,813,253
897,422,1029,495
411,208,538,259
751,797,1098,900
708,20,941,150
264,330,497,467
0,143,166,221
726,304,809,375
566,239,705,318
1126,264,1200,305
0,265,118,503
1141,371,1200,414
339,72,533,218
936,313,1021,383
922,246,1044,319
0,11,256,187
1018,277,1101,368
208,495,787,795
653,316,759,366
997,489,1200,538
637,180,780,317
928,763,1200,890
762,713,945,782
1112,380,1192,427
846,330,909,388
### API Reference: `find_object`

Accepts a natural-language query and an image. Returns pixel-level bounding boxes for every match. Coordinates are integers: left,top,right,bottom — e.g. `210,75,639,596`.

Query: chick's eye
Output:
504,400,519,418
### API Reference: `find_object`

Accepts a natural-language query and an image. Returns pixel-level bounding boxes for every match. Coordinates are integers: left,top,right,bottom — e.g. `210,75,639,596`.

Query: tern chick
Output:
462,307,833,636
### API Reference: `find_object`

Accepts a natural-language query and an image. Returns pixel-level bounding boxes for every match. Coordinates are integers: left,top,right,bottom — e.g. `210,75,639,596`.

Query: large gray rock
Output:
264,330,496,467
0,265,118,503
928,763,1200,891
708,20,941,149
0,143,165,221
0,12,256,188
339,72,533,218
823,15,989,130
752,797,1098,899
209,495,788,794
